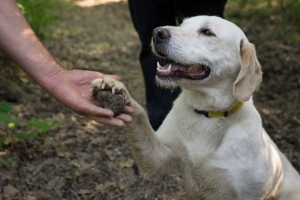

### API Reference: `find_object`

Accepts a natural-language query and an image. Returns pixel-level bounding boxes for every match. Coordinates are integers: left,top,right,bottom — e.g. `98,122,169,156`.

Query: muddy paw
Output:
91,77,129,116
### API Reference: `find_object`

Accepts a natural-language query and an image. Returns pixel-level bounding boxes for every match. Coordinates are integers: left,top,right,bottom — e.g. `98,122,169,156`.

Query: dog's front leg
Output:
126,102,179,179
91,77,179,179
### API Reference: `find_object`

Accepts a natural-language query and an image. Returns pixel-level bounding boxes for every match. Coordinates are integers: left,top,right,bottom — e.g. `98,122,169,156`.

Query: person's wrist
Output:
39,64,67,93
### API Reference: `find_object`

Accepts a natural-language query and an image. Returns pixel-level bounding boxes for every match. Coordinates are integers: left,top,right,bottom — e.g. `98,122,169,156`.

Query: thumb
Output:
105,74,121,81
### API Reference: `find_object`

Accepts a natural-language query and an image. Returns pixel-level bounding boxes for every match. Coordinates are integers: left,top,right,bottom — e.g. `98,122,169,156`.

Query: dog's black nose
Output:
153,28,171,45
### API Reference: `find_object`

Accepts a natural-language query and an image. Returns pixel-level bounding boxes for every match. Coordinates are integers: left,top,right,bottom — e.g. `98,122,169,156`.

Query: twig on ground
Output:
70,189,80,200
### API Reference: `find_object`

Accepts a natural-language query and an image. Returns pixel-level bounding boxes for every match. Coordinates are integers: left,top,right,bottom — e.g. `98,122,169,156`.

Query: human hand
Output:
45,69,135,128
0,0,135,127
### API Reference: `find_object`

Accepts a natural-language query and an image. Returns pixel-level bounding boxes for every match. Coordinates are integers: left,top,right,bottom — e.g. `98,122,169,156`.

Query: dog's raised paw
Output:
91,77,127,116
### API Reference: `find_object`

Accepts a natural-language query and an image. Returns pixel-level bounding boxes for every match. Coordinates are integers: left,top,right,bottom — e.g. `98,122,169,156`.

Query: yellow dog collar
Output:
193,102,244,118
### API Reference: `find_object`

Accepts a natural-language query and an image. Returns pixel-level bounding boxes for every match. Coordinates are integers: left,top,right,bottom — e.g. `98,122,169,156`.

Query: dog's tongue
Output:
157,62,206,76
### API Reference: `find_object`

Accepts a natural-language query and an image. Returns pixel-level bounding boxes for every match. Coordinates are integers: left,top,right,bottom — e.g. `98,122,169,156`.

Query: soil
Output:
0,1,299,200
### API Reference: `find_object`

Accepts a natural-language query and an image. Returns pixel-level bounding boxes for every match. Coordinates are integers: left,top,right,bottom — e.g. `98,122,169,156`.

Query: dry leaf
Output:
79,161,96,172
119,159,134,168
32,159,54,176
119,185,125,191
76,189,92,194
19,77,29,83
1,171,11,181
45,180,56,191
91,137,103,144
57,152,71,158
3,185,18,198
104,181,117,188
104,149,115,161
25,195,37,200
26,164,36,172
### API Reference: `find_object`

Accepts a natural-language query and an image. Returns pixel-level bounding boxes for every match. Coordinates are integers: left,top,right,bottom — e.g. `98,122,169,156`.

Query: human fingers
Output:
115,114,132,123
105,74,121,81
71,70,120,81
86,114,125,128
122,106,135,114
73,102,114,118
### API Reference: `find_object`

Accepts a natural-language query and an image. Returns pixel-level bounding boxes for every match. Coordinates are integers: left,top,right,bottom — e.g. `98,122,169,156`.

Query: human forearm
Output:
0,0,63,90
0,0,135,127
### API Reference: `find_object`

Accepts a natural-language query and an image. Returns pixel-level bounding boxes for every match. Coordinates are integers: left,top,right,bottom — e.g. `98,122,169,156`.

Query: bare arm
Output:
0,0,134,127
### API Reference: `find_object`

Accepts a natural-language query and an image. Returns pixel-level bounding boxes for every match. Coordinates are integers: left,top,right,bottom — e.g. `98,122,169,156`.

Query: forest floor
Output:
0,0,299,199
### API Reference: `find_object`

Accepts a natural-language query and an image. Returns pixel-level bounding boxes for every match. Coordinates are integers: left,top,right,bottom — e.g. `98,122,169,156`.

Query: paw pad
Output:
93,85,125,116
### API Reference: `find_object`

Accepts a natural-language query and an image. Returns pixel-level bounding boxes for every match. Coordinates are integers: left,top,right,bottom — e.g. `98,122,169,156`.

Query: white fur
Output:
91,16,300,200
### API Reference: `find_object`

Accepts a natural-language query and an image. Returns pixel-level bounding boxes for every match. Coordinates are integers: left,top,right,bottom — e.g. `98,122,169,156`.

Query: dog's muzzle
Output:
152,28,170,57
153,28,171,45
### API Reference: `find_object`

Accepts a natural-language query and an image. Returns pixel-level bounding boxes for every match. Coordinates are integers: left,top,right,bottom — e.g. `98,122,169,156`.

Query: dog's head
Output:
152,16,262,102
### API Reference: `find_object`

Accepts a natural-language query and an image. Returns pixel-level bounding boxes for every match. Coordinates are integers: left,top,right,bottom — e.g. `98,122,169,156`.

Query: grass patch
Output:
225,0,300,27
0,102,65,147
16,0,72,39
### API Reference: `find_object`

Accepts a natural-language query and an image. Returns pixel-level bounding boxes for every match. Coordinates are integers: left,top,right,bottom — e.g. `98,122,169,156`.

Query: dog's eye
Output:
201,29,214,36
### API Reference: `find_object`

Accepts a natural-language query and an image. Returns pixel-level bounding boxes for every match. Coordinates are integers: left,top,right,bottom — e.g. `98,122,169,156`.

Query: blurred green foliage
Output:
0,102,65,147
16,0,69,39
1,158,12,167
226,0,300,27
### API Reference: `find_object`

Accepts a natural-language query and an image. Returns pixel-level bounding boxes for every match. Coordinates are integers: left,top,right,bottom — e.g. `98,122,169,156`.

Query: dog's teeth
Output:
157,62,162,69
167,64,172,72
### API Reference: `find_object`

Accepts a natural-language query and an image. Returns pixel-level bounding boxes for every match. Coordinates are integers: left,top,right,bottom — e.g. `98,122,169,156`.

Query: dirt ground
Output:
0,1,299,199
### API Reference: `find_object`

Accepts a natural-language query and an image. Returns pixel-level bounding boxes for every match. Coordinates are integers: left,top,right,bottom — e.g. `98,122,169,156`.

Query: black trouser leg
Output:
128,0,180,131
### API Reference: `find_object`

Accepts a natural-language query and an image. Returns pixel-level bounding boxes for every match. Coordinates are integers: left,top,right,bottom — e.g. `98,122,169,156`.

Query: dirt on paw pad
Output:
93,85,125,116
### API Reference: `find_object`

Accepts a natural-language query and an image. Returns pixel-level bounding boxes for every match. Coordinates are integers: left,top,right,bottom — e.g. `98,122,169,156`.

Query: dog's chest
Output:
172,109,239,199
177,111,227,156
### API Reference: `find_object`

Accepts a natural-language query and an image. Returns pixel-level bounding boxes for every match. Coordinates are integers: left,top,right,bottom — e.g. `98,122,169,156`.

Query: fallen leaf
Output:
119,159,134,168
119,185,125,191
91,137,103,144
57,152,71,158
3,185,18,198
76,189,92,194
104,149,115,161
26,164,36,172
103,181,117,188
19,77,28,83
71,161,81,168
79,161,96,172
45,180,56,191
57,152,66,158
32,159,54,176
76,152,89,159
25,195,37,200
1,171,11,181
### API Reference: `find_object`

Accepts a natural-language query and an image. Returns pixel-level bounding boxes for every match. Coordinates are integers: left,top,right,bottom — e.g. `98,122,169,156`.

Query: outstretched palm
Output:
47,69,134,127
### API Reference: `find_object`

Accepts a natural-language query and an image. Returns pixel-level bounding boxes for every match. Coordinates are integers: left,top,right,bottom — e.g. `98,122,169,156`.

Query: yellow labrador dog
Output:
91,16,300,199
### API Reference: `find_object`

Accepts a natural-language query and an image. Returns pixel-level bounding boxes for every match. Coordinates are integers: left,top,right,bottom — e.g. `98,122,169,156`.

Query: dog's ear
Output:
233,40,262,102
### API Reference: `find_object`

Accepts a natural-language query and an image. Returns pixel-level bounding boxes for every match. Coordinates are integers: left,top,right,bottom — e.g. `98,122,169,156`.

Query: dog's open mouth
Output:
156,62,211,80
